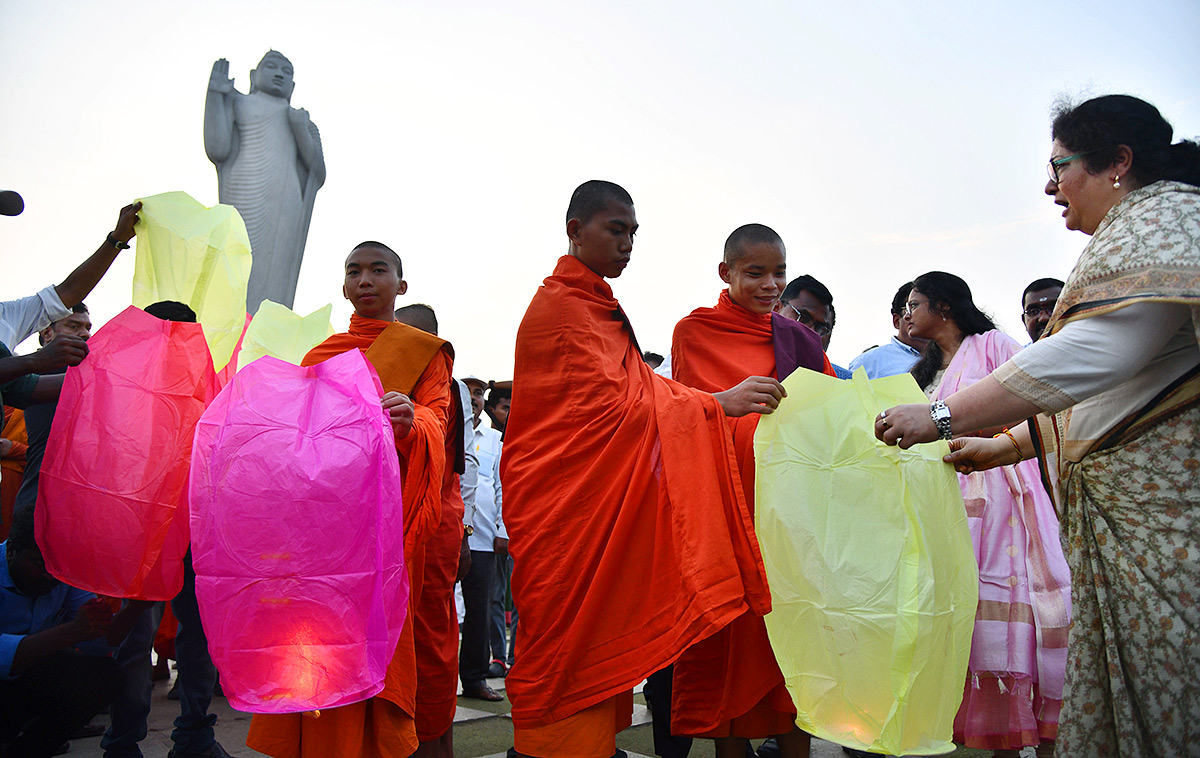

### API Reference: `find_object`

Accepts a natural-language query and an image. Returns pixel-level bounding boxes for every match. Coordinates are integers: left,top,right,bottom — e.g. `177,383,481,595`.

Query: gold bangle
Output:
992,427,1022,457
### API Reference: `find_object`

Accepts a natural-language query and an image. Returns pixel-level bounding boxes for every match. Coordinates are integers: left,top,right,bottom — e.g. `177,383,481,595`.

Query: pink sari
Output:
933,331,1071,749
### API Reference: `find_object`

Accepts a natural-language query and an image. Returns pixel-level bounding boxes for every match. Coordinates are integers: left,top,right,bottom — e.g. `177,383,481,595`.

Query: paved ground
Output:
64,667,1019,758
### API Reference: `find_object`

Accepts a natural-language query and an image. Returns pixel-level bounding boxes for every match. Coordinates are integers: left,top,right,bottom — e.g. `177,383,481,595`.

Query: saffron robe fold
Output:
502,256,772,734
414,382,468,741
1,408,26,543
246,314,452,758
670,290,833,737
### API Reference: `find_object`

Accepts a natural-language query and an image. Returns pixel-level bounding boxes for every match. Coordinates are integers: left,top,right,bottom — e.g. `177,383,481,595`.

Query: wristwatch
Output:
930,401,953,440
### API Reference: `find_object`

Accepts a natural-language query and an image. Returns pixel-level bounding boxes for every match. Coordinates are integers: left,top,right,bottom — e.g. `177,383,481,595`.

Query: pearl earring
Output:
1113,176,1121,189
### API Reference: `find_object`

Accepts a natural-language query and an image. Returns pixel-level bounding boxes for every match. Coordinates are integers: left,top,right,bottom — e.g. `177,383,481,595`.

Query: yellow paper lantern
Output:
754,368,978,755
132,191,252,371
237,301,334,372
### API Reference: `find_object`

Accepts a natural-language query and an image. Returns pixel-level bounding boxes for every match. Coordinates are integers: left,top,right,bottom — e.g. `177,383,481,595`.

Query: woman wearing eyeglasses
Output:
876,95,1200,756
903,271,1069,758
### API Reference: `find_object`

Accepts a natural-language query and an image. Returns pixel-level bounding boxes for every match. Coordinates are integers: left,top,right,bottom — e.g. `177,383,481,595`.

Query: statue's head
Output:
250,50,295,101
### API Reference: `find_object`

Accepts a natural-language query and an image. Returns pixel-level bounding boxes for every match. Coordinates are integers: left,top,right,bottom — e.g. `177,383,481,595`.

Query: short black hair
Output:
485,386,511,408
5,506,37,555
724,223,784,265
350,241,403,278
395,303,438,336
891,282,914,316
566,180,633,225
1021,278,1065,305
781,275,833,307
642,351,664,369
145,300,197,323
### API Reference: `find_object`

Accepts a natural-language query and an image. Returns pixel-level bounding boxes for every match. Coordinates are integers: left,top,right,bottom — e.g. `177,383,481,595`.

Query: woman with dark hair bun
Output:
905,272,998,394
904,271,1069,758
876,94,1200,756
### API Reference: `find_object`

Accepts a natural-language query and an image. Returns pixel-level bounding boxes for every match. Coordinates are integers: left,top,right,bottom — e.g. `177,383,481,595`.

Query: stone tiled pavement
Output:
67,668,1012,758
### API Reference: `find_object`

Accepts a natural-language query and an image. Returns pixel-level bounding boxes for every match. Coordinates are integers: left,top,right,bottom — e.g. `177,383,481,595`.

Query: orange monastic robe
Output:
413,382,468,741
246,314,453,758
502,257,772,757
670,290,834,738
1,408,28,542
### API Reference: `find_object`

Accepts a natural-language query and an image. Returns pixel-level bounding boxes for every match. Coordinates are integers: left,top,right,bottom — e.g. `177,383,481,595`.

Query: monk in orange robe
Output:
671,224,835,758
247,242,453,758
395,303,474,758
502,181,789,758
1,407,28,541
410,385,468,756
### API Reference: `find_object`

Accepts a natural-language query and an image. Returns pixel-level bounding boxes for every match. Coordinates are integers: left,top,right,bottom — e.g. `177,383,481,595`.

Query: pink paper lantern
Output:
189,350,408,713
36,306,218,600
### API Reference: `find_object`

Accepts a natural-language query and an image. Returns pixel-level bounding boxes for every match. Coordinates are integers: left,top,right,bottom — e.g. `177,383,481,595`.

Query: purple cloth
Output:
771,312,827,380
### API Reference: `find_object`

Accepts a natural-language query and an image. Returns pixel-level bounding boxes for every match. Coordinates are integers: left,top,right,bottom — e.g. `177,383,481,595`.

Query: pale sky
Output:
2,0,1198,379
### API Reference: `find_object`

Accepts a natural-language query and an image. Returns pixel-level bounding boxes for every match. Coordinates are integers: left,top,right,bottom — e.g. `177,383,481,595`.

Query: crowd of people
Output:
1,93,1196,758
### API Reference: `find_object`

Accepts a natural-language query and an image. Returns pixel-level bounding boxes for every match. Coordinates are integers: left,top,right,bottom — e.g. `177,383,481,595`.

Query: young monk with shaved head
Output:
395,302,478,758
671,224,837,758
501,182,787,758
247,241,454,758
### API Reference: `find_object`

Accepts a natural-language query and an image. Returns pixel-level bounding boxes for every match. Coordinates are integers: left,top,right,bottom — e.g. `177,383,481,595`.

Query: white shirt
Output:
0,285,70,349
454,379,479,533
469,419,506,551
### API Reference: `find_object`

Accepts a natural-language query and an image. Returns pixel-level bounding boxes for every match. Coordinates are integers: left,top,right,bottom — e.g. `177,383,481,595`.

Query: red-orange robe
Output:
669,290,833,738
154,603,178,662
246,314,453,758
1,408,27,542
413,382,467,741
502,256,772,756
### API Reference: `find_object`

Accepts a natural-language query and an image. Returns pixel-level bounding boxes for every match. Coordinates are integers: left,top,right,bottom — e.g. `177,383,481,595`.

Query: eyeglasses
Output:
1046,151,1095,184
1022,301,1057,319
781,302,832,336
903,299,930,316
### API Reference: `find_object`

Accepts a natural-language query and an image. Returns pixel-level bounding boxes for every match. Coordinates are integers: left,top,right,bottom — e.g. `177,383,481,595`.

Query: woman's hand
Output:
874,404,938,448
943,436,1020,473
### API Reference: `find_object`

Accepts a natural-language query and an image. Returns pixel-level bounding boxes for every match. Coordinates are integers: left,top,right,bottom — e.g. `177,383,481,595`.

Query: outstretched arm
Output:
943,423,1032,474
0,335,86,398
874,375,1041,449
203,59,236,164
8,597,112,677
54,202,141,308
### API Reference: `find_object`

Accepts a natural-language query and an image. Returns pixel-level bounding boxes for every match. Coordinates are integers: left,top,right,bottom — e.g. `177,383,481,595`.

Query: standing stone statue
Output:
204,51,325,312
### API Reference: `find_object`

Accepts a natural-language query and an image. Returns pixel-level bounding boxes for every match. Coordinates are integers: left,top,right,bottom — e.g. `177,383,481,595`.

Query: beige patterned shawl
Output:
1029,180,1200,486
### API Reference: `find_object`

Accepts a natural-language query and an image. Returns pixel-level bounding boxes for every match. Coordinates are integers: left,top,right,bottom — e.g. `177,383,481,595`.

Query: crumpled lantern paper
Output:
215,313,252,390
237,300,334,372
189,350,409,713
36,305,218,600
132,191,251,372
754,368,978,755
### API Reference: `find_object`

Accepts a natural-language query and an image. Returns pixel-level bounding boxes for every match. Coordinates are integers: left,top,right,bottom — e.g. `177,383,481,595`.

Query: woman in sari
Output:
904,271,1068,757
876,95,1200,757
